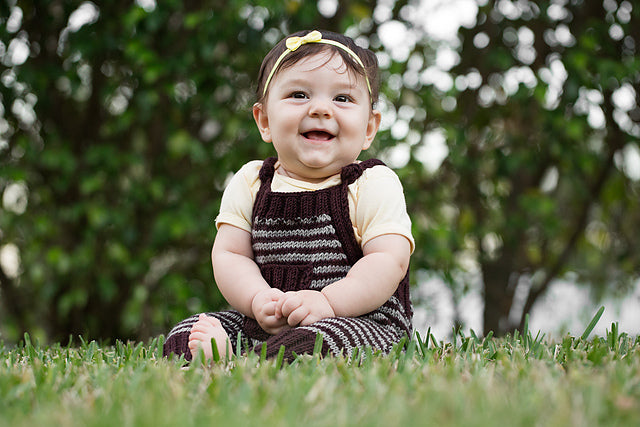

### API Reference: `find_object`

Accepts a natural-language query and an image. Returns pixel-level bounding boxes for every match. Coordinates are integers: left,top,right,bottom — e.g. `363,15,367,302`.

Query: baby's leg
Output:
255,317,402,362
188,313,232,361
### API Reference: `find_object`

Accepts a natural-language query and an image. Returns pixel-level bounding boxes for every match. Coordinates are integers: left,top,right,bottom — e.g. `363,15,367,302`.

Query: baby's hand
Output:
276,290,335,327
252,288,290,335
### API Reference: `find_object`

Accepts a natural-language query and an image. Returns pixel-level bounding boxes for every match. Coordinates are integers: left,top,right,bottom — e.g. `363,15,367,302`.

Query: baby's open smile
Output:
302,130,335,141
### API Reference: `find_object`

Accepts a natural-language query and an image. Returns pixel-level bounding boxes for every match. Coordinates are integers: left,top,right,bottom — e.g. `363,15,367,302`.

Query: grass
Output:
1,309,639,427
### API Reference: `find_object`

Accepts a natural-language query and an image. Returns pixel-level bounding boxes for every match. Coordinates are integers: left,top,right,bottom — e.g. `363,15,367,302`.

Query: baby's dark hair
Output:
255,30,380,107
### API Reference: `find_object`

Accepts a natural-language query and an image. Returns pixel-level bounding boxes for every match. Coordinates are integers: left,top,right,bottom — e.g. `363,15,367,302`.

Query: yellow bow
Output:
285,30,322,51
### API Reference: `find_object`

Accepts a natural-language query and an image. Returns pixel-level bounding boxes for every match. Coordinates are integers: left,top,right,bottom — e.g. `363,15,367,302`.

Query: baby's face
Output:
253,50,381,182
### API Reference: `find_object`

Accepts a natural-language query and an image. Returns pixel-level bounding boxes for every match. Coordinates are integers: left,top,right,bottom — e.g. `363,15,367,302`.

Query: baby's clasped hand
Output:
275,290,335,327
251,287,289,335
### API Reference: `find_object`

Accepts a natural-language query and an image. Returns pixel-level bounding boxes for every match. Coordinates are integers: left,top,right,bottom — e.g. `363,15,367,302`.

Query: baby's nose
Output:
308,98,332,117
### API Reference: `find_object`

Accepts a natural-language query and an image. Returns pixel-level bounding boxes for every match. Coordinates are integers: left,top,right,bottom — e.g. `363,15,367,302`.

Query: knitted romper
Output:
163,157,412,362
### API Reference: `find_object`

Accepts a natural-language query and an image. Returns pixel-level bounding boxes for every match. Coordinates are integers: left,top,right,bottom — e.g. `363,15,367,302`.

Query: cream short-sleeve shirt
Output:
215,160,414,253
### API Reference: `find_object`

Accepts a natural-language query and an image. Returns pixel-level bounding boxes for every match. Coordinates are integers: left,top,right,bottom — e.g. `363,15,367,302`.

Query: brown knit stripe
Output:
261,191,333,220
258,328,321,361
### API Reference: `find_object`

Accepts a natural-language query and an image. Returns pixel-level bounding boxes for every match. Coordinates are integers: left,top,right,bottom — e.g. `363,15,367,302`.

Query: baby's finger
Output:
260,313,282,327
261,301,277,316
299,314,320,327
275,291,295,317
287,306,309,327
280,295,303,318
274,302,284,319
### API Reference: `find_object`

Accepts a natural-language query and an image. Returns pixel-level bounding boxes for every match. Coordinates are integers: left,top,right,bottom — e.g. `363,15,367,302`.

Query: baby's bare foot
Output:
188,314,231,361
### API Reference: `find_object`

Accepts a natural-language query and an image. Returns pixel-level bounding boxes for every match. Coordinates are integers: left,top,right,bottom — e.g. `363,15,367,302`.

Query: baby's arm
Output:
212,224,289,334
277,233,410,325
323,233,410,317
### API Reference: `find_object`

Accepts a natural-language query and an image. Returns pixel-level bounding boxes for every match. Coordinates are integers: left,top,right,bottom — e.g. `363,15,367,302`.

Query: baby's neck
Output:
274,164,334,184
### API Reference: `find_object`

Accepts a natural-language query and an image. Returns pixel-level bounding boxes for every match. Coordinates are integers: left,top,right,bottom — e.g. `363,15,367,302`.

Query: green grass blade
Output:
581,306,605,341
210,338,221,363
429,332,440,349
275,345,286,369
236,333,242,358
313,332,324,356
260,342,268,363
350,346,360,364
155,335,165,359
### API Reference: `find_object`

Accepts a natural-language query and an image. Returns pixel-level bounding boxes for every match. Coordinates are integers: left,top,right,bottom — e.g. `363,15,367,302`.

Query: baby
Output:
163,30,414,362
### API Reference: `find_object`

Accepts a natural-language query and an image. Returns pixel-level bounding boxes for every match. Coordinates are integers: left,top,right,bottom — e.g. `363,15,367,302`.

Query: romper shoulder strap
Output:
340,158,386,186
258,156,278,183
252,157,278,221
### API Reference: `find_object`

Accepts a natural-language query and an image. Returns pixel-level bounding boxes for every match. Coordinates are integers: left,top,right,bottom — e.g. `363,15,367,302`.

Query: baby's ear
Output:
362,109,381,150
252,103,272,143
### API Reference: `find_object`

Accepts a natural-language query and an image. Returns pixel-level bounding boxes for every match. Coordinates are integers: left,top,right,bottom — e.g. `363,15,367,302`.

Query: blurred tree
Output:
2,0,639,343
387,0,640,334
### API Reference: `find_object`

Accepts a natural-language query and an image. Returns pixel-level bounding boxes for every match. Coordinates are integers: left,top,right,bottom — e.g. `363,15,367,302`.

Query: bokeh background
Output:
1,0,639,345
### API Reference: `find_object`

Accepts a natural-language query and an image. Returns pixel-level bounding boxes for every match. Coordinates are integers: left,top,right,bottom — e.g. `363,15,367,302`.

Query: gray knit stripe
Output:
336,318,364,349
252,238,343,252
377,302,412,332
300,317,401,357
313,265,351,275
360,317,387,349
352,317,387,349
255,251,347,264
345,318,370,348
299,324,341,356
257,213,332,227
309,278,337,289
252,224,337,239
302,319,357,357
166,312,204,338
308,266,352,289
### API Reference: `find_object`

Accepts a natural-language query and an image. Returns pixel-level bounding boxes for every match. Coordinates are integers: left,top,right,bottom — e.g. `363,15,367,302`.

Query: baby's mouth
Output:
303,130,335,141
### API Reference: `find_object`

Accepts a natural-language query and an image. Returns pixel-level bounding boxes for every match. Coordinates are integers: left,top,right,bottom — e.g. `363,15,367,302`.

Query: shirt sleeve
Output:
214,160,263,232
352,165,415,253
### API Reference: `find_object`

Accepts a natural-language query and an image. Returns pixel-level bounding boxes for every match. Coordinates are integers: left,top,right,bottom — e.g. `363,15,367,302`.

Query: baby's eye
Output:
334,95,353,103
290,92,308,99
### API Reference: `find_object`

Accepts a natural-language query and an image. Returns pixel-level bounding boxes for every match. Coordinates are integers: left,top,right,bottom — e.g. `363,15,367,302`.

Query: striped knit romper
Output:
163,157,412,362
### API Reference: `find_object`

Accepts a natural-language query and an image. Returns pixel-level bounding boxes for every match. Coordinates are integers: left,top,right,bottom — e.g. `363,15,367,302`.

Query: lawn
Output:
1,310,638,427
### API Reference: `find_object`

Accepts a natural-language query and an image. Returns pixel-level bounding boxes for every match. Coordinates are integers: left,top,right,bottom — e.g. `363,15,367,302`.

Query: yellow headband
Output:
262,30,372,97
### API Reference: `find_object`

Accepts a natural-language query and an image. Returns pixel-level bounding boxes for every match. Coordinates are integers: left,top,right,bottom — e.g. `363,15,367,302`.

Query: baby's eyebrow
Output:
280,78,312,87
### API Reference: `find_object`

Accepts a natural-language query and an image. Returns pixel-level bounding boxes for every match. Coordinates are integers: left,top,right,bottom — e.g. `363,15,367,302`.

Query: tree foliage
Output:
1,0,639,343
389,0,640,334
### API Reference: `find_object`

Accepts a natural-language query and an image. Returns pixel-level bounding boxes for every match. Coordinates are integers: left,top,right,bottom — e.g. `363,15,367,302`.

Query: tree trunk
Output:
482,260,517,336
